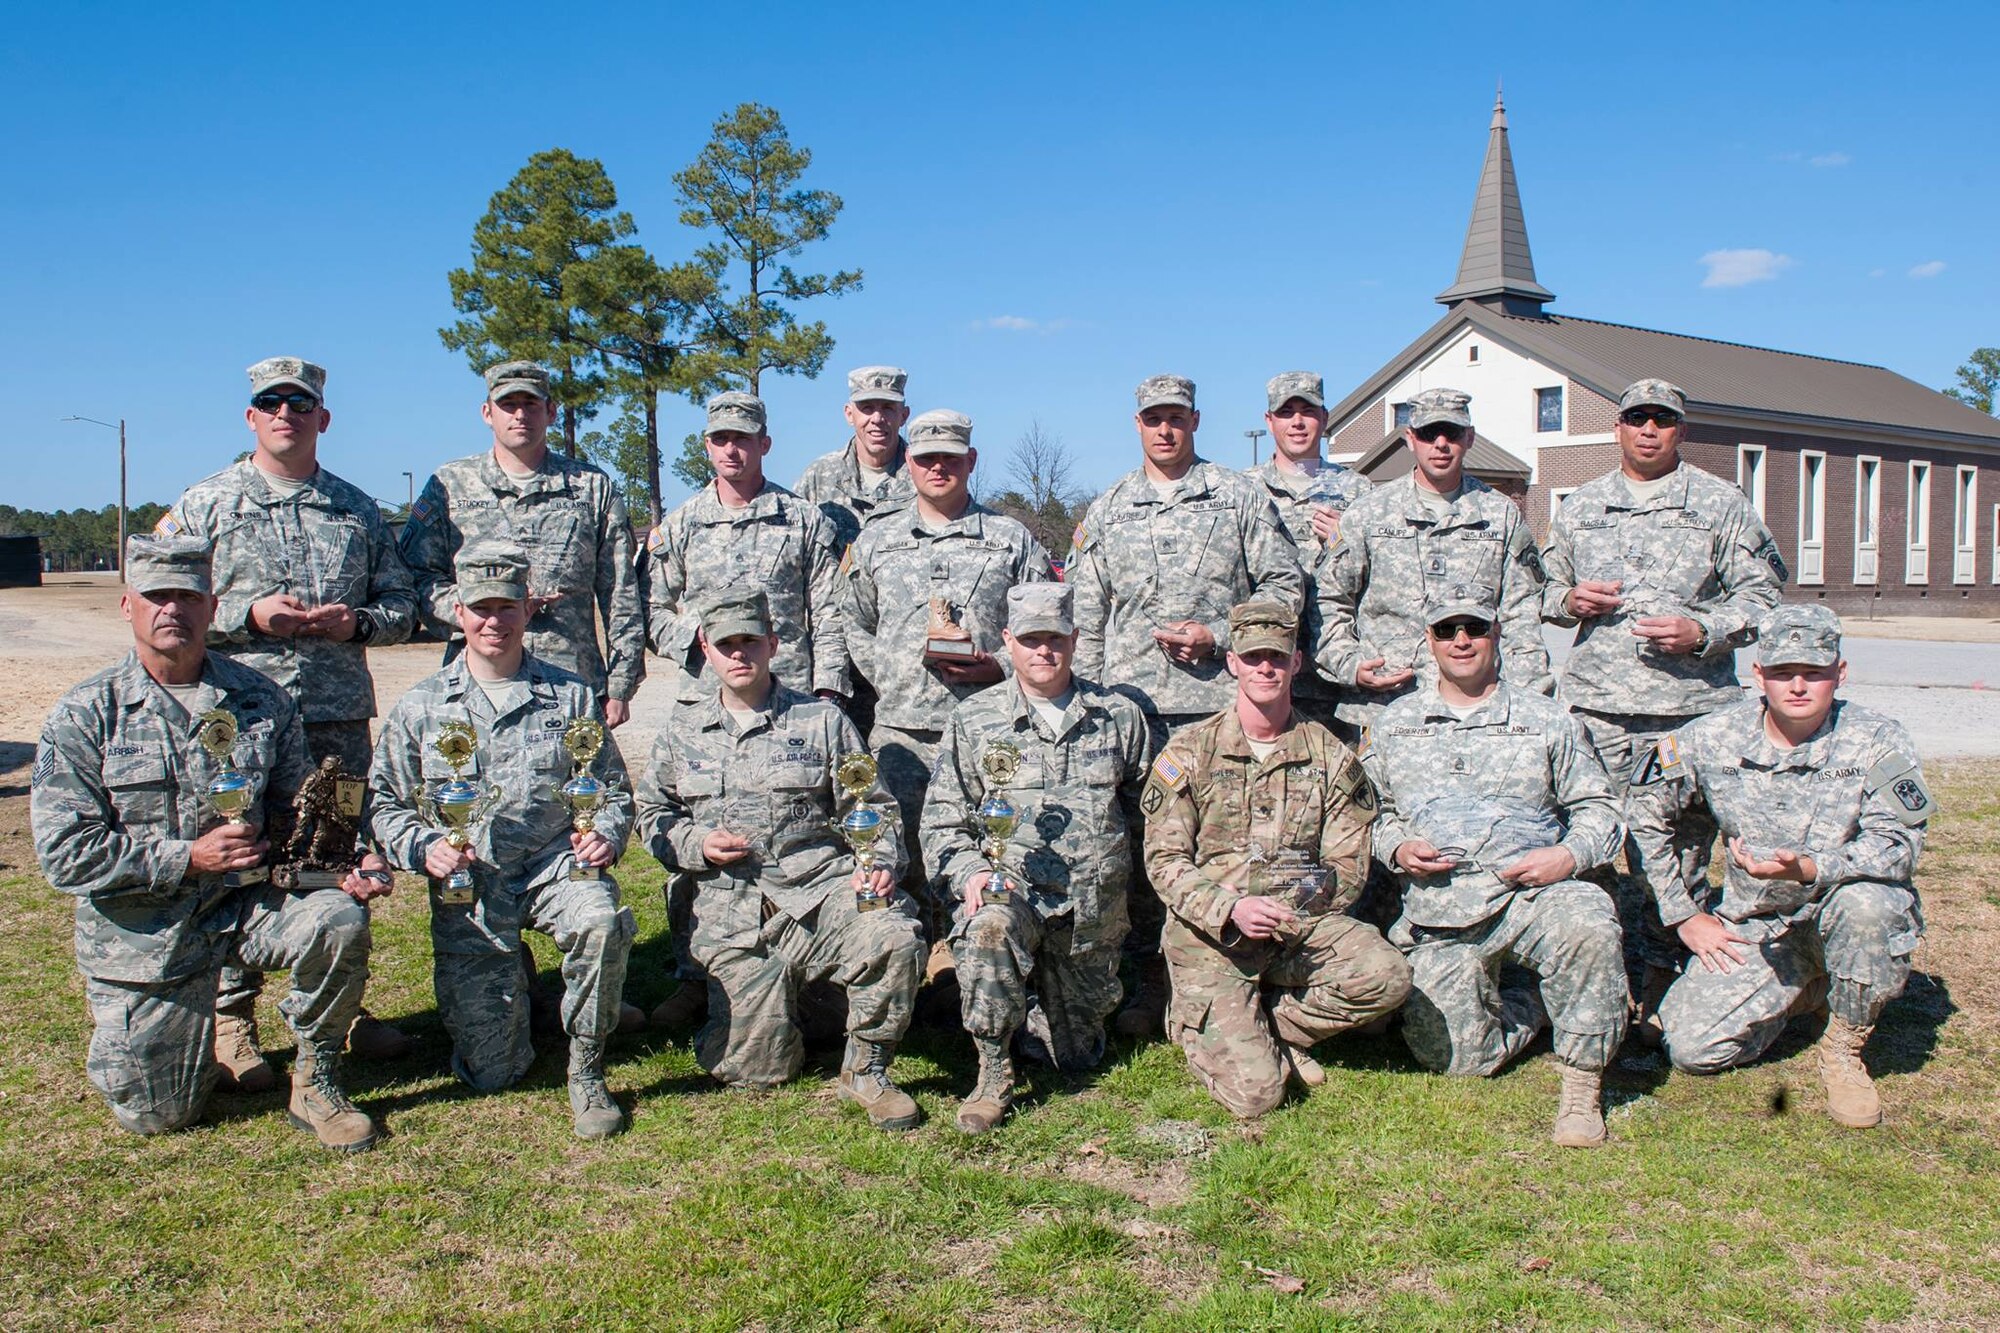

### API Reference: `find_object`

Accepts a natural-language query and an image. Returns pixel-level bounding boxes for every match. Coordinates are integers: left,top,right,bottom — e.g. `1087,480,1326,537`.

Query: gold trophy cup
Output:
418,720,502,904
834,751,890,911
197,709,267,887
975,740,1024,903
559,718,617,881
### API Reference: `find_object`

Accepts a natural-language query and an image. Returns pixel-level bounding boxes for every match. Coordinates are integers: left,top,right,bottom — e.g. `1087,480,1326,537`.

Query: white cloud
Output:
1869,268,1887,279
1908,260,1947,279
1809,152,1851,167
971,315,1073,334
1699,248,1795,289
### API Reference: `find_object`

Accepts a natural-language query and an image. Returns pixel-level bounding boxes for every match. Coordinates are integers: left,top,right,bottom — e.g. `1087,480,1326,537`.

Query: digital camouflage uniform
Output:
1248,456,1371,729
794,439,916,557
367,654,636,1091
32,649,371,1134
1143,700,1408,1118
1362,681,1628,1077
635,683,921,1088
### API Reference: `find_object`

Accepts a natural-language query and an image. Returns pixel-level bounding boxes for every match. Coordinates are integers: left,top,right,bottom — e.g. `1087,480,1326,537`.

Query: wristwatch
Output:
351,613,376,646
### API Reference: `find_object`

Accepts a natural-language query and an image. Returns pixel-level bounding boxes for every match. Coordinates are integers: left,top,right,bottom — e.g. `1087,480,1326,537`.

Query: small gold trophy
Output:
559,718,617,881
418,720,502,904
833,751,890,911
923,596,978,662
975,740,1024,903
197,708,267,887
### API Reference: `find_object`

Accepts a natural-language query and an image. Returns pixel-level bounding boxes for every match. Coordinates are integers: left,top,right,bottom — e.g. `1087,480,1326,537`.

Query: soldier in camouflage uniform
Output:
1248,371,1373,730
1362,586,1627,1147
634,590,926,1131
1069,374,1305,1035
920,583,1153,1133
1142,602,1409,1118
1541,379,1787,1032
32,537,381,1151
367,542,636,1139
1627,605,1932,1128
159,356,417,1082
399,361,646,727
1314,387,1550,743
793,364,918,557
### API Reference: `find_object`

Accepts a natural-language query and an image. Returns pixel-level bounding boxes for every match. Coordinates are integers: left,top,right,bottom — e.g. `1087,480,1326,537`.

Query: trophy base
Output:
924,638,978,660
288,869,350,891
571,865,601,881
222,867,269,889
438,885,475,905
983,877,1013,904
855,894,888,912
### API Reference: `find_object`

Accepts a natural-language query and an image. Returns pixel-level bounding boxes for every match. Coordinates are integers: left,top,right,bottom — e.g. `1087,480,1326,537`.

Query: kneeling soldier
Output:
1629,605,1932,1127
635,591,926,1130
32,536,382,1150
368,541,636,1139
1143,601,1410,1118
921,583,1152,1132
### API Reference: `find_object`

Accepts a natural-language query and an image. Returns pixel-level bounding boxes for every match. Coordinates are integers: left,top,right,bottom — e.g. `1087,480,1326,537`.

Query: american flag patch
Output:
1070,522,1088,552
646,525,665,553
1151,751,1186,789
410,496,437,524
153,513,181,536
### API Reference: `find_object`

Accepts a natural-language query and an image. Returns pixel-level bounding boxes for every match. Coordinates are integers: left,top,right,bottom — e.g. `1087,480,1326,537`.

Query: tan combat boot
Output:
1552,1063,1607,1148
1283,1044,1327,1089
1114,955,1170,1038
1818,1016,1882,1128
836,1037,921,1131
289,1044,378,1153
649,980,710,1031
956,1038,1015,1135
214,1009,277,1093
568,1035,626,1140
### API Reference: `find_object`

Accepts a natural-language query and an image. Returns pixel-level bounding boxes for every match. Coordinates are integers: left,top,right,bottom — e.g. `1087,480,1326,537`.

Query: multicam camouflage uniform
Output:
635,684,921,1088
367,655,636,1090
1143,695,1408,1119
32,649,370,1133
1362,681,1628,1076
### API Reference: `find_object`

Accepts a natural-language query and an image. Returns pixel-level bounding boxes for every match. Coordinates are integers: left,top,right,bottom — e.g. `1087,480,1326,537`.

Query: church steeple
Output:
1435,89,1555,316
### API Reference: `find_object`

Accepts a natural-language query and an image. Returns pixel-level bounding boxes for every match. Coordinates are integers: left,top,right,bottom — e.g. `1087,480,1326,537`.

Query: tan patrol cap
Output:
1228,601,1297,655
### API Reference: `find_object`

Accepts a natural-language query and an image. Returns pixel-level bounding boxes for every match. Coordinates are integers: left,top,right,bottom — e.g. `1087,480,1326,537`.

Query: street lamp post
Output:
62,415,128,580
1244,428,1267,467
402,471,414,511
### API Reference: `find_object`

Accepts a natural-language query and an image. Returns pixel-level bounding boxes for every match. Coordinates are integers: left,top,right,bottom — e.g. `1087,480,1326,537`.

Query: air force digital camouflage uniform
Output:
793,365,918,555
1628,606,1931,1077
399,362,646,707
1142,603,1409,1118
31,538,372,1137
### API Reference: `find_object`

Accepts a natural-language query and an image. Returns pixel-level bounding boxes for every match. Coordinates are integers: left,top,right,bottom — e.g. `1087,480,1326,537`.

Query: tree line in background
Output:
0,504,170,572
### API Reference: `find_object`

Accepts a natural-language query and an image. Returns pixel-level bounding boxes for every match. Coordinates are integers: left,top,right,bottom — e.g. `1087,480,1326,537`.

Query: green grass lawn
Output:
2,762,1997,1330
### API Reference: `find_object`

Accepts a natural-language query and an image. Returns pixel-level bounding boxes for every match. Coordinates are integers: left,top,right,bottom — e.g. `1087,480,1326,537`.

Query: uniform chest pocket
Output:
1423,531,1505,585
513,503,590,589
104,751,173,826
768,770,827,828
677,771,724,808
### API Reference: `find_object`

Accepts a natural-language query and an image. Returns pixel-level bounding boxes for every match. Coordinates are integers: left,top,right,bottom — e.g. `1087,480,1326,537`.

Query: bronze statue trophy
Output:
197,708,266,888
833,751,891,912
418,720,502,905
923,597,978,663
974,740,1024,903
271,756,368,890
559,718,619,881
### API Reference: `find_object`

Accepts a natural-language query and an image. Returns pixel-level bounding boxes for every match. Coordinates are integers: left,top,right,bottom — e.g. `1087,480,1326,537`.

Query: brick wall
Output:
1331,400,1386,456
1567,380,1618,435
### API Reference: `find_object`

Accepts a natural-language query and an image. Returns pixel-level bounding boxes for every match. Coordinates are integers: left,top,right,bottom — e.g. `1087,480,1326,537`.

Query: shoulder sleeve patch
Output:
645,524,665,554
1629,735,1684,787
410,494,437,525
1333,753,1376,813
1754,536,1789,583
153,511,182,536
1070,521,1090,554
1865,754,1936,826
1151,749,1188,790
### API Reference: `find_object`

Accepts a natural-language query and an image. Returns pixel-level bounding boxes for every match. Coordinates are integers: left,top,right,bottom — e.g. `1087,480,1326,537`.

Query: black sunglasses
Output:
1429,618,1494,641
1619,407,1681,428
1413,423,1468,444
251,391,320,414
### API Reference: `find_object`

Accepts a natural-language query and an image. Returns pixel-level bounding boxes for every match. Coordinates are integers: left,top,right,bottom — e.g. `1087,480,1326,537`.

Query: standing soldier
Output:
634,591,926,1131
1541,378,1786,1033
1627,605,1931,1128
1069,374,1305,1035
794,364,918,557
32,536,384,1151
1248,371,1373,729
367,542,636,1139
160,356,416,1084
1142,602,1410,1118
921,583,1152,1133
1362,586,1627,1147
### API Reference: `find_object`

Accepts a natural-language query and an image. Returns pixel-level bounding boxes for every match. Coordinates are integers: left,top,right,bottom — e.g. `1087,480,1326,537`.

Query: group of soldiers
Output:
30,355,1935,1154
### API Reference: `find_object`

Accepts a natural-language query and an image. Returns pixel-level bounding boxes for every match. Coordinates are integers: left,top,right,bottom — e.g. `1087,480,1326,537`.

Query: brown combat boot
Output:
955,1038,1015,1135
1114,955,1170,1038
649,980,710,1030
1283,1044,1327,1089
346,1008,414,1061
1552,1063,1607,1148
568,1035,626,1140
288,1044,378,1153
836,1037,921,1131
1818,1016,1883,1128
214,1009,277,1093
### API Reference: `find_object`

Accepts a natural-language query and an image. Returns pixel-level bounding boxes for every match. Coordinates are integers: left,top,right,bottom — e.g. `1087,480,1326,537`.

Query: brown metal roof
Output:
1355,430,1532,482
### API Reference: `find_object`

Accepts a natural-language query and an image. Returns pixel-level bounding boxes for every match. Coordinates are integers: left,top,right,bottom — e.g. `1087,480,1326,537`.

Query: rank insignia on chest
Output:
1451,756,1468,773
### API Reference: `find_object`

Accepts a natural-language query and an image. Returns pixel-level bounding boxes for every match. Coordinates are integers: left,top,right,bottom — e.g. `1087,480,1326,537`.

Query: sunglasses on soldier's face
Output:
1429,618,1494,641
1619,407,1681,428
251,391,320,414
1413,424,1467,445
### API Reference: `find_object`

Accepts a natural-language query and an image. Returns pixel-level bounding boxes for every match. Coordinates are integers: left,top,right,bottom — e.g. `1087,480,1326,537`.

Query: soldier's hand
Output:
702,829,752,865
1633,615,1704,655
250,593,314,639
853,866,895,900
1229,894,1295,940
341,852,395,903
964,871,991,915
1153,622,1214,664
603,699,631,730
815,689,848,704
188,823,268,878
1678,911,1749,973
1728,836,1816,884
1566,580,1624,618
572,830,616,869
1356,658,1417,691
1497,845,1577,888
1308,505,1343,544
302,603,358,641
424,838,477,881
527,591,566,618
934,652,1004,685
1395,839,1458,876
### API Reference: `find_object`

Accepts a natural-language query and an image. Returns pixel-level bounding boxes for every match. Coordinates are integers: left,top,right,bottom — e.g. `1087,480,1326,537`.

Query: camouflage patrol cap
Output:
248,356,326,399
1619,378,1686,415
1424,582,1501,628
1228,600,1298,656
907,409,972,456
1135,374,1196,412
699,589,773,642
484,360,552,403
1407,387,1473,430
705,390,767,436
847,365,908,404
1758,604,1841,668
1007,582,1074,636
1266,371,1326,412
455,540,530,604
125,535,213,596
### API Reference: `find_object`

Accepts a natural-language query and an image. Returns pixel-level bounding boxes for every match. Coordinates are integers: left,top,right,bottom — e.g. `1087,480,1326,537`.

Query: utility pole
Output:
62,415,128,580
1244,428,1267,467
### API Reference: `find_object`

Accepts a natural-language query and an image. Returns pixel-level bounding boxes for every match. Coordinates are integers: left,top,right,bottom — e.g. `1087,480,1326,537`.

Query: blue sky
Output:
5,0,1994,514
